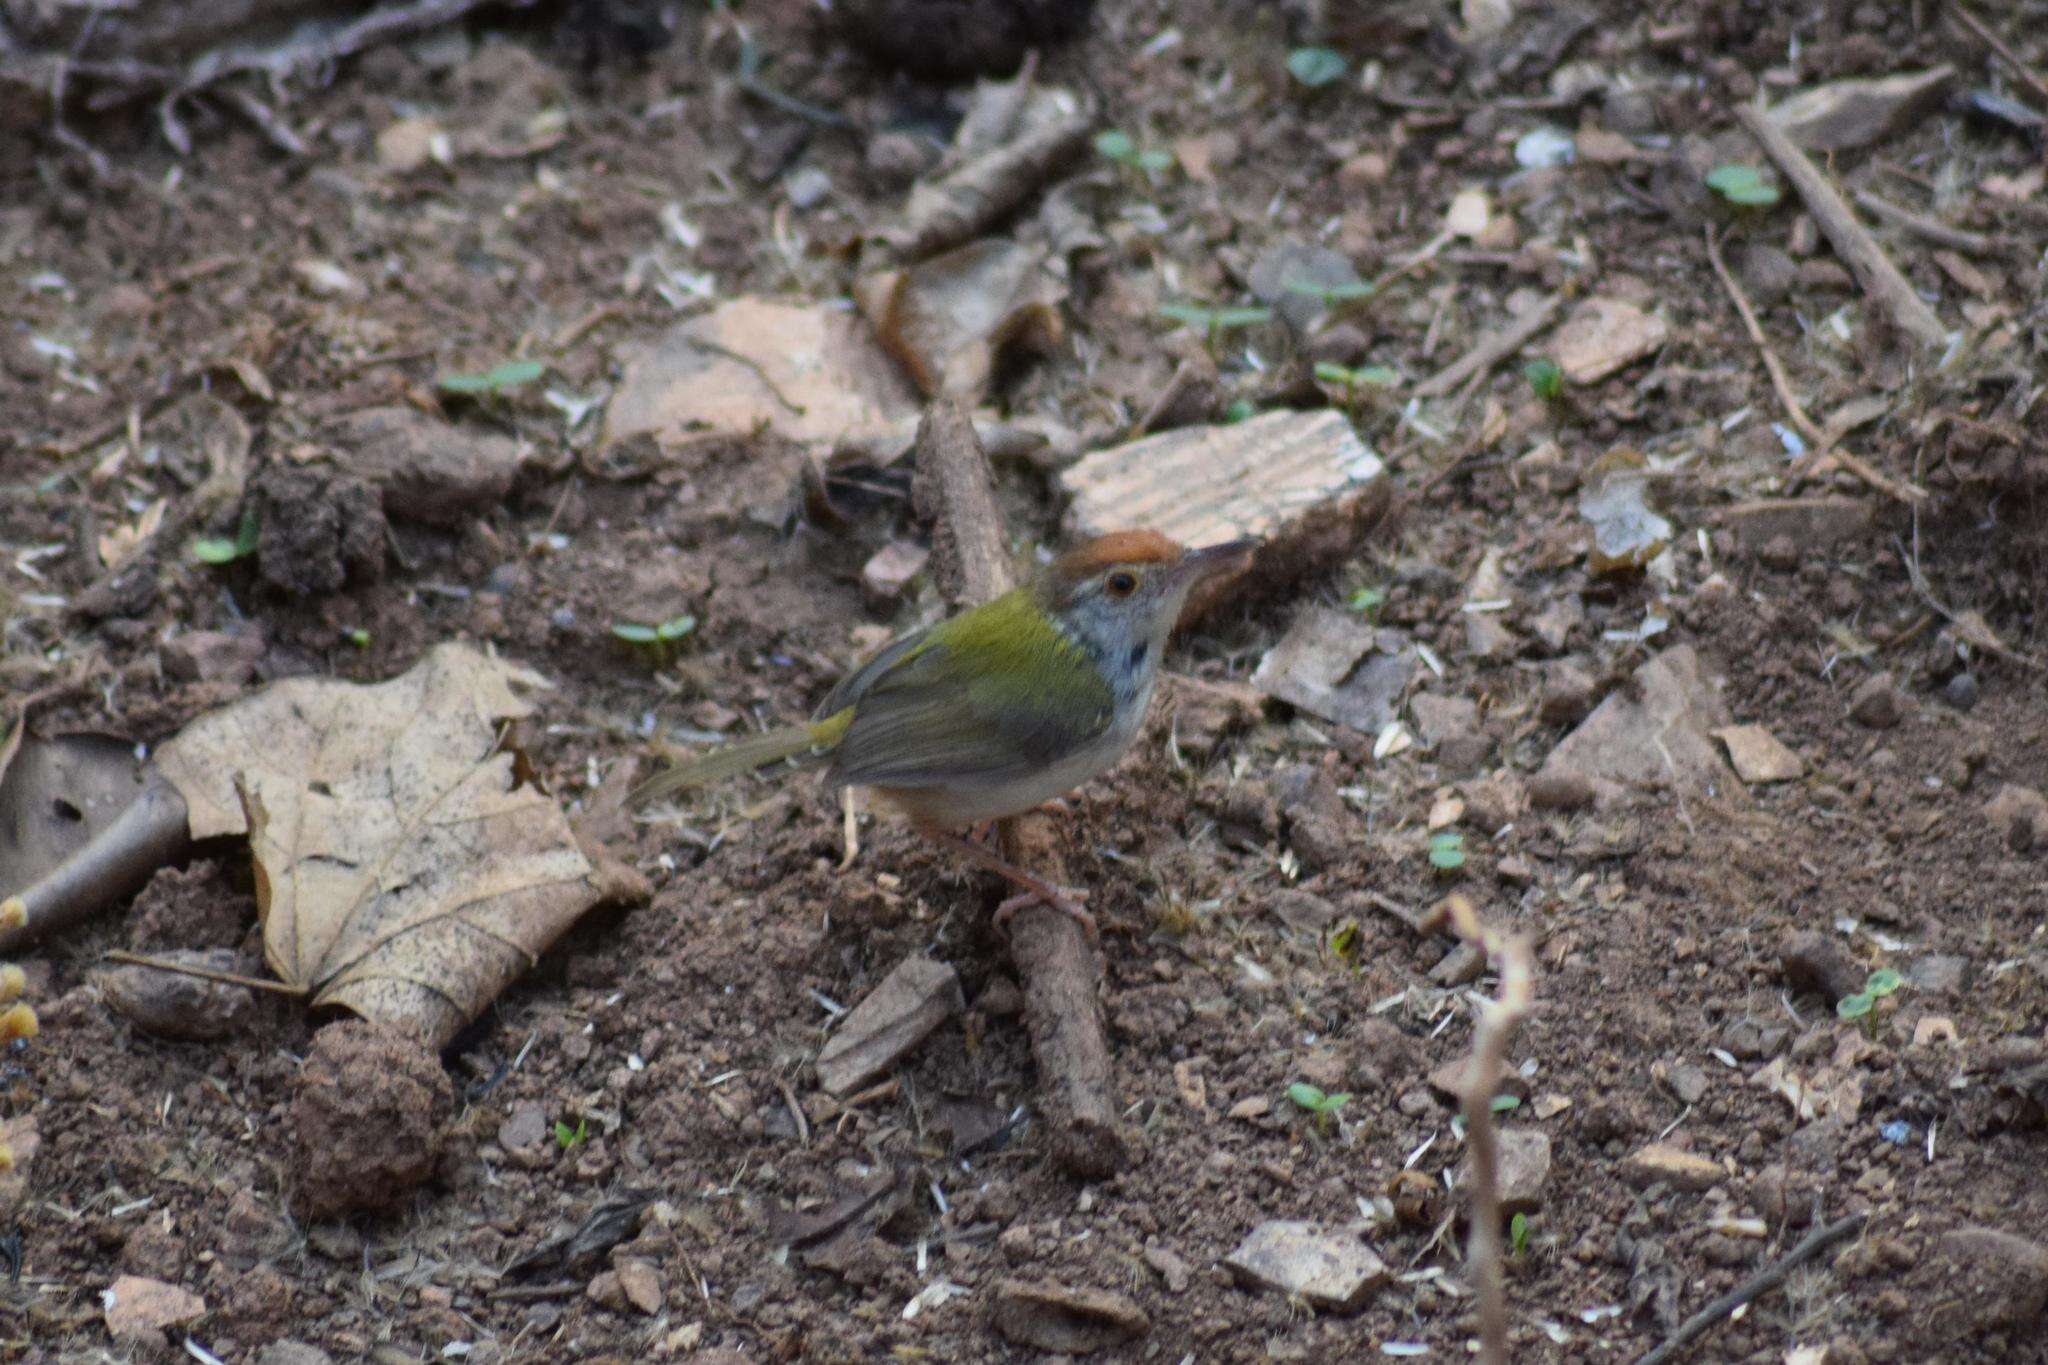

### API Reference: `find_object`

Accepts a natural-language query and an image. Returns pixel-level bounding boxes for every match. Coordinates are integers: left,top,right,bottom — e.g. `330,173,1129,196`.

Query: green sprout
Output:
553,1116,588,1148
1285,1082,1352,1130
1490,1094,1522,1115
1704,164,1781,208
1346,584,1386,616
1314,361,1401,412
345,627,372,649
191,506,260,565
438,358,547,398
612,613,698,666
1327,918,1361,963
1427,831,1467,872
1836,967,1904,1036
1222,399,1256,423
1159,302,1274,356
1523,357,1564,401
1509,1212,1530,1256
1092,129,1175,179
1286,46,1348,89
1287,278,1378,321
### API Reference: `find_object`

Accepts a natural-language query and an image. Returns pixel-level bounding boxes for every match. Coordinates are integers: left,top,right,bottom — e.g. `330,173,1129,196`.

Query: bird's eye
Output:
1105,570,1139,597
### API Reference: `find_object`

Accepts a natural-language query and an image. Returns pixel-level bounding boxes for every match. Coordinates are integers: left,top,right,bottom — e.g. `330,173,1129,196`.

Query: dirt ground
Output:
5,0,2048,1360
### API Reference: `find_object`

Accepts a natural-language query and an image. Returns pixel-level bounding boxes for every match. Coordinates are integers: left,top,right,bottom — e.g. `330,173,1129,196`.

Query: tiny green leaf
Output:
1328,919,1360,961
191,537,243,564
1223,399,1256,423
1287,46,1348,89
1092,129,1136,161
1510,1212,1529,1256
553,1116,588,1148
1705,163,1781,207
1354,365,1400,387
1286,1082,1329,1112
1159,302,1216,327
1490,1094,1522,1114
345,627,371,649
1865,968,1903,997
1314,361,1355,385
1347,585,1386,613
611,621,660,644
1524,357,1564,400
1836,992,1873,1020
1136,148,1176,174
1211,306,1274,328
656,613,698,642
1428,831,1467,871
439,358,546,396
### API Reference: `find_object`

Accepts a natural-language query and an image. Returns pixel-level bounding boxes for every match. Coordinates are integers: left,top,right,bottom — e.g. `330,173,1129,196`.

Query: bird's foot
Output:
993,884,1097,942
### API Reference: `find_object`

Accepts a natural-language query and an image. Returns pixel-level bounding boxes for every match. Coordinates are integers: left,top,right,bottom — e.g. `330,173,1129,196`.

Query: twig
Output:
1635,1211,1870,1365
1852,190,1995,255
99,949,305,996
1947,2,2048,109
0,776,190,953
909,400,1127,1178
1732,105,1948,348
1442,896,1535,1365
775,1075,812,1146
1702,228,1927,505
1413,295,1562,398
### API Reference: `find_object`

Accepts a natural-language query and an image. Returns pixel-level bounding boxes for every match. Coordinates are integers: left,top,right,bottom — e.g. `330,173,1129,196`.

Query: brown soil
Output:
5,1,2048,1361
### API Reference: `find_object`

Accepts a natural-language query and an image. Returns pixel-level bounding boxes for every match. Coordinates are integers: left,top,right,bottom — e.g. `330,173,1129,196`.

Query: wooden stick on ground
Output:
909,400,1128,1179
1412,295,1562,399
1442,896,1535,1365
1732,105,1948,349
1635,1211,1870,1365
1702,228,1927,506
1947,2,2048,108
1852,189,1996,256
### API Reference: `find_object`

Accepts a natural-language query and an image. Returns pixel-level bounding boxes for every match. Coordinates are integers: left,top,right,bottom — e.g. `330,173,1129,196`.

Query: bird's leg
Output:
917,825,1098,941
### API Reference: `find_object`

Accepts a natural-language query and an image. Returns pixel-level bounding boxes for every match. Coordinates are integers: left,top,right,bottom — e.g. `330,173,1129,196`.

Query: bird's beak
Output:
1174,538,1261,585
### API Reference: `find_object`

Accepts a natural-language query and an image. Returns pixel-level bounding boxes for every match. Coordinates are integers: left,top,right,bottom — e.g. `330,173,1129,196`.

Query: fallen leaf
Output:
858,238,1064,400
1552,296,1669,383
602,297,919,450
0,719,149,901
1579,448,1672,576
97,497,167,572
154,644,608,1046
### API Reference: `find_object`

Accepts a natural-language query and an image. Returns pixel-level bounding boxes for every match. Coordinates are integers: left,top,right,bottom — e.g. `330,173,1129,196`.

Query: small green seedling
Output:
1314,361,1401,412
1523,357,1564,401
1286,46,1348,89
612,613,698,666
1223,398,1257,423
344,627,372,649
1327,918,1361,964
1427,831,1467,872
553,1116,589,1148
1285,1082,1351,1130
1287,277,1378,319
1346,584,1386,616
1490,1093,1522,1116
191,506,260,565
1509,1211,1530,1256
1159,302,1274,356
438,358,547,399
1092,129,1175,179
1704,163,1781,209
1836,967,1903,1036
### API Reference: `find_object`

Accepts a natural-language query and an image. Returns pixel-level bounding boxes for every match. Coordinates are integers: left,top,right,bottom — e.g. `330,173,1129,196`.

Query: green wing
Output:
824,590,1115,791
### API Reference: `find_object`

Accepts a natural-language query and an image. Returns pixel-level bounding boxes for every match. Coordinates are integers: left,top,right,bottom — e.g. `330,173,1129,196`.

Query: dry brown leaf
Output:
857,238,1064,400
154,644,605,1046
0,718,150,901
97,497,167,572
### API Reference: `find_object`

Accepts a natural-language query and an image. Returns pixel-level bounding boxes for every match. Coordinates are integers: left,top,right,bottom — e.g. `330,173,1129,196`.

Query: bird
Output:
631,529,1258,937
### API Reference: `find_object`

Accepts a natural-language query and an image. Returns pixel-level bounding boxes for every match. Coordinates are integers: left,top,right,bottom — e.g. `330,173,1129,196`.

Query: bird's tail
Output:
629,708,853,807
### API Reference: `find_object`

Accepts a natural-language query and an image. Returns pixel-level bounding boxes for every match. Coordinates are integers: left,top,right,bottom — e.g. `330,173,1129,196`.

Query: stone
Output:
1847,672,1903,728
1932,1226,2048,1329
1224,1221,1388,1312
1535,645,1732,806
1429,942,1484,987
497,1099,550,1153
859,539,929,607
256,1344,335,1365
1943,672,1980,711
1619,1143,1722,1192
1767,66,1955,153
329,406,525,527
103,1275,205,1342
1782,932,1865,1003
290,1019,453,1218
1661,1063,1710,1106
865,131,937,185
1527,770,1595,812
1905,955,1968,995
990,1278,1150,1354
1539,664,1596,727
1734,243,1798,303
1470,1128,1551,1215
1464,612,1518,660
614,1258,663,1314
1551,296,1670,384
1143,1240,1191,1293
1409,692,1481,750
1529,596,1584,652
1986,784,2048,853
814,954,963,1096
1251,607,1413,734
1713,724,1807,784
162,629,265,684
95,949,257,1040
1267,890,1341,933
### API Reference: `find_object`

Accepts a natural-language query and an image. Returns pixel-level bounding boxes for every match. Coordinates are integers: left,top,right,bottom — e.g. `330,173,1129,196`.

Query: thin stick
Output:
1702,229,1927,505
1442,897,1535,1365
1413,295,1562,398
1732,105,1947,348
100,949,305,996
1635,1211,1870,1365
1851,190,1995,255
1947,2,2048,108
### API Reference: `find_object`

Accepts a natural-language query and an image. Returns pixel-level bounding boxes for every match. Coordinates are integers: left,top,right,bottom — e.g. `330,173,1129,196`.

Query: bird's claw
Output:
993,885,1097,942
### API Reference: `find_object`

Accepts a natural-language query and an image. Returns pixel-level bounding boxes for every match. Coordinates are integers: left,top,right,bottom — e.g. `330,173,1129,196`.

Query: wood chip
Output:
814,954,964,1096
